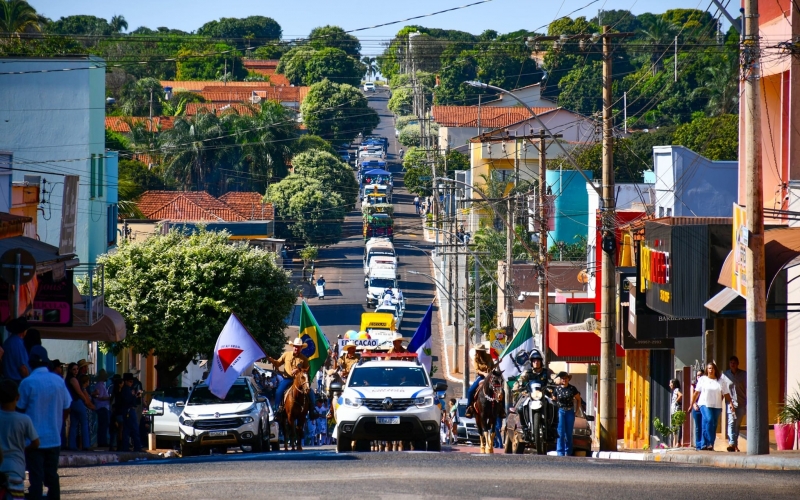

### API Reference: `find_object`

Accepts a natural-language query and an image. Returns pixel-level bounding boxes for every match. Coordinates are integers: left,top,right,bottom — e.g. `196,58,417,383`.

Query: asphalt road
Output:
303,87,438,345
59,449,800,499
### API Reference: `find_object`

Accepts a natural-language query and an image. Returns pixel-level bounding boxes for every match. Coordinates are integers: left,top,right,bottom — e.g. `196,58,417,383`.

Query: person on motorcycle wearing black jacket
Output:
512,350,553,414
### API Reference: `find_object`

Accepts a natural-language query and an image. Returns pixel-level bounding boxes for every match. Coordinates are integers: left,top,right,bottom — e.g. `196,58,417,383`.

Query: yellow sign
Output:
360,313,395,332
488,328,507,356
732,203,747,297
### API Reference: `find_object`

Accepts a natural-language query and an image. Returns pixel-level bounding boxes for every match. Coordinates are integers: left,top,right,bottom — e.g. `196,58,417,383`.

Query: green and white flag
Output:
499,316,535,379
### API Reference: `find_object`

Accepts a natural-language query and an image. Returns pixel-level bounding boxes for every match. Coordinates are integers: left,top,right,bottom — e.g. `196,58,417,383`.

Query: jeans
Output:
693,409,704,450
700,405,722,450
68,399,90,450
466,375,484,408
96,407,110,447
26,446,61,500
121,407,143,452
493,417,503,448
557,408,576,456
727,404,746,446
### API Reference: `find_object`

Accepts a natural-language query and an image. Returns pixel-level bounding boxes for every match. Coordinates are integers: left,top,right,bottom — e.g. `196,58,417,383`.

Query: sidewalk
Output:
588,448,800,471
59,449,158,468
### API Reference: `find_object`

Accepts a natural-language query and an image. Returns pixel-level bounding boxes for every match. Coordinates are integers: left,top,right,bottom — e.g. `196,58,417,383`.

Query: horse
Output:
473,367,505,454
281,372,310,451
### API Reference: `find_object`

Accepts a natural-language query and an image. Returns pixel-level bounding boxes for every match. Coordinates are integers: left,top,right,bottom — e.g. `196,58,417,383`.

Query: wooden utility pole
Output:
599,24,618,452
533,131,560,366
505,196,514,339
743,0,768,456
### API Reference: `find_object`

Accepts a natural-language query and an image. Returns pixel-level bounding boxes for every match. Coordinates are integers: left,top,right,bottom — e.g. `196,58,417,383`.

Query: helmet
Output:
529,349,543,361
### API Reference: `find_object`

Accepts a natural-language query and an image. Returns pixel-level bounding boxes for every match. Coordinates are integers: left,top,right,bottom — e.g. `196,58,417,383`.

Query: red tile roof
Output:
185,103,254,116
137,191,248,222
243,60,279,70
431,105,556,128
105,116,175,133
218,192,274,221
253,86,309,104
160,81,272,92
200,90,257,103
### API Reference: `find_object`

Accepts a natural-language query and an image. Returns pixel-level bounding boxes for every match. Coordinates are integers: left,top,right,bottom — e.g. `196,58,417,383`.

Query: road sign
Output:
0,249,36,285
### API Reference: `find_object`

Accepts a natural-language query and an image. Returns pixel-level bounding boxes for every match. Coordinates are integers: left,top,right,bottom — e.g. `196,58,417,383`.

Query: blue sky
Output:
31,0,722,55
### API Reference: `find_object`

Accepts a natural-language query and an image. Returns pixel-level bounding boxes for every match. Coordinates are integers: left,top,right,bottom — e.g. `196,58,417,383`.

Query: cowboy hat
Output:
391,332,405,341
474,344,488,352
77,359,93,368
122,372,135,382
288,338,308,348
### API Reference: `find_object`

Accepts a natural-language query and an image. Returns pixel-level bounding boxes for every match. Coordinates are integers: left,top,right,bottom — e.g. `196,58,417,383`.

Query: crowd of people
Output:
0,317,146,499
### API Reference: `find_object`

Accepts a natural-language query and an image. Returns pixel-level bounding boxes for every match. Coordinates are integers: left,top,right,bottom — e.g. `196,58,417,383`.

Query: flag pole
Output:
229,312,267,358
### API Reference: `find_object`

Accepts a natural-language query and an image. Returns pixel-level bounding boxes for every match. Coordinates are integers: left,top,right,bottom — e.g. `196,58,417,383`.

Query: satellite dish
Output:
577,269,590,284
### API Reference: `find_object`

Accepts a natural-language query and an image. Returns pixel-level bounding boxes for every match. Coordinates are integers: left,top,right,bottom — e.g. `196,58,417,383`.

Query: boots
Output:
276,405,285,418
465,405,474,418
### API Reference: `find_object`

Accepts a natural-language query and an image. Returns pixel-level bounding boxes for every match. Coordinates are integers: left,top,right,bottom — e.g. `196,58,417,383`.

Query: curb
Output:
589,451,800,470
59,451,154,468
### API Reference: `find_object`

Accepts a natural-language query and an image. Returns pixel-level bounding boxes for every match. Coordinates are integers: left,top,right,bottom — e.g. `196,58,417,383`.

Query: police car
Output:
330,353,446,452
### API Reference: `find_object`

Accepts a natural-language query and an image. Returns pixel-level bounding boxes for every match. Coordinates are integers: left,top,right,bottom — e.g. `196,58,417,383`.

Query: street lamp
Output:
463,80,601,198
409,269,469,394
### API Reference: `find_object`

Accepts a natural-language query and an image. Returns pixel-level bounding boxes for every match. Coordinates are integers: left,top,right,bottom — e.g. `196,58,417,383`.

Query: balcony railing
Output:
72,263,105,326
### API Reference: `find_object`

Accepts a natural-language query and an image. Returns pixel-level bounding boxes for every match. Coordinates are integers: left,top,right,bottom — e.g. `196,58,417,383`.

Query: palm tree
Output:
0,0,43,37
160,111,230,192
110,14,128,34
362,56,377,82
692,55,739,116
640,18,679,75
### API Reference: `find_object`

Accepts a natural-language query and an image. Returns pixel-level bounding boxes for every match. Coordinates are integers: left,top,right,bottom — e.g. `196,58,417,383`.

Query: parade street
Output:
58,449,800,499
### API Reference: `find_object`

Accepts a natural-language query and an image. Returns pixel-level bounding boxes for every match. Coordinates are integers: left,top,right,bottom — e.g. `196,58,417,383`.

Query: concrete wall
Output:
0,57,109,266
481,84,558,109
653,145,738,218
439,126,478,153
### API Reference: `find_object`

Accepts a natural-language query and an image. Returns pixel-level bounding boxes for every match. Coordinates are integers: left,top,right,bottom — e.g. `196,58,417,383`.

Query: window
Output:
666,208,672,217
659,206,664,218
188,384,253,405
349,367,429,387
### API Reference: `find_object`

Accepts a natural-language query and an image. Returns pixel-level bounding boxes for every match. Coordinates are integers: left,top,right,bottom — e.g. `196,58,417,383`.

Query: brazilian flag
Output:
298,300,330,381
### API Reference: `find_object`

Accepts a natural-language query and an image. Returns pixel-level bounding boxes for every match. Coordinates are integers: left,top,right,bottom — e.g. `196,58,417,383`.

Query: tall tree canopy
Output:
300,80,380,142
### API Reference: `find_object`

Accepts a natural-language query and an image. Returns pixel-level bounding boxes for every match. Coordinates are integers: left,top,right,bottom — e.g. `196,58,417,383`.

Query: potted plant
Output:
653,411,687,449
776,384,800,450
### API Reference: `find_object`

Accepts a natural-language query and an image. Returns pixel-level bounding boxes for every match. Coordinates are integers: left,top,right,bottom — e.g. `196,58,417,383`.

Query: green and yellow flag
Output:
298,300,330,381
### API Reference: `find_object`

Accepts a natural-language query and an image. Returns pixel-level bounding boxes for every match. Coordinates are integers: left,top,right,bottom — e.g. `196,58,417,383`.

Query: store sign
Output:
639,245,670,292
732,203,747,298
0,272,73,326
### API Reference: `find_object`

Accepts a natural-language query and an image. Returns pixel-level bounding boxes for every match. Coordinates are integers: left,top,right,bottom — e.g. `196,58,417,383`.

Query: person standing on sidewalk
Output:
552,371,582,456
119,373,143,452
91,369,111,448
17,346,71,500
2,317,30,383
688,362,735,451
691,369,704,450
722,355,747,452
669,379,683,448
414,195,420,214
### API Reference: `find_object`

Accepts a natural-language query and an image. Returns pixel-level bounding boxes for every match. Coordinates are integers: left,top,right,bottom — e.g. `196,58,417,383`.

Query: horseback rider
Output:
329,340,359,386
465,344,494,418
387,332,406,354
268,338,312,417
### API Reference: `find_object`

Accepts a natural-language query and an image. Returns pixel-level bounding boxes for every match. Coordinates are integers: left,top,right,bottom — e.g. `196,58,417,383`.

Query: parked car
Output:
363,82,375,92
148,387,189,448
177,376,276,456
453,399,480,444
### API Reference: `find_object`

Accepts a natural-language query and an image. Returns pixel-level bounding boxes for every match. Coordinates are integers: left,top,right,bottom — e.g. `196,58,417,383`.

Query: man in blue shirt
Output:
18,345,72,500
2,316,30,382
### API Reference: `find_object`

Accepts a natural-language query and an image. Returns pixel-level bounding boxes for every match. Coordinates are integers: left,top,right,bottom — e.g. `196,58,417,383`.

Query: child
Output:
0,379,40,498
315,400,328,445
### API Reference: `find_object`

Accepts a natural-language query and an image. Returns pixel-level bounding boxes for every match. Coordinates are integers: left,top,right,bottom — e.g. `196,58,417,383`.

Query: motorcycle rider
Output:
512,349,553,415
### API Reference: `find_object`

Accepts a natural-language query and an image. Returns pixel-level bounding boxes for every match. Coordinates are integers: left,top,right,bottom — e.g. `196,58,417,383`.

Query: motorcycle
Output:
513,380,557,455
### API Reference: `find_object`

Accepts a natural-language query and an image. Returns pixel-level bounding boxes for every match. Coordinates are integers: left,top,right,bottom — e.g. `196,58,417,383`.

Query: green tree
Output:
290,149,358,210
109,14,127,33
556,60,603,116
301,47,364,87
119,77,164,116
160,110,230,191
362,56,377,81
176,42,246,81
197,16,282,47
292,135,337,156
118,159,168,201
673,114,738,160
101,229,296,386
398,124,422,148
300,79,380,142
105,128,129,152
0,0,43,36
265,175,346,245
388,87,413,116
46,15,112,36
309,25,361,58
639,17,679,75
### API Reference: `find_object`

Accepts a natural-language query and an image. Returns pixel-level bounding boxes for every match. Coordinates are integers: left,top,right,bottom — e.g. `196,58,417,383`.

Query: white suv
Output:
332,357,446,452
363,82,375,92
177,377,275,456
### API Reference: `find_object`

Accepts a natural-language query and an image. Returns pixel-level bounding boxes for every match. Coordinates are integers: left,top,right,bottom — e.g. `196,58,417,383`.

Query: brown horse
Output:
474,367,505,453
282,372,310,451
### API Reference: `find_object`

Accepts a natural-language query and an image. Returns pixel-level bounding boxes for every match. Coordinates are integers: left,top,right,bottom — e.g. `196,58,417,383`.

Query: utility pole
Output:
463,234,470,392
533,131,560,366
743,0,768,456
474,256,481,345
599,25,617,452
505,196,514,339
453,185,460,372
149,89,153,121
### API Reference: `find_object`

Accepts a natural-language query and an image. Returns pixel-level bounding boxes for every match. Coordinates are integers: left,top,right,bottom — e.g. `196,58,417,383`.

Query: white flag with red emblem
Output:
207,314,266,399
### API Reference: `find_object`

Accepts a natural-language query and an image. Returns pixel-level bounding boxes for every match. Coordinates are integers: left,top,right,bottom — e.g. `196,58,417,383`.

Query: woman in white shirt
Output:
688,362,735,451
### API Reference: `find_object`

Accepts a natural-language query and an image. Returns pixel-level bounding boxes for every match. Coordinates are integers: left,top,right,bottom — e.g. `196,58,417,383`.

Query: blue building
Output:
546,169,593,249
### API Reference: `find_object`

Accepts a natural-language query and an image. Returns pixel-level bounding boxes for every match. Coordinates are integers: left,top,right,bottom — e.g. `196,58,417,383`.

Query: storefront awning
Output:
38,307,126,342
704,287,740,314
548,323,624,359
718,227,800,294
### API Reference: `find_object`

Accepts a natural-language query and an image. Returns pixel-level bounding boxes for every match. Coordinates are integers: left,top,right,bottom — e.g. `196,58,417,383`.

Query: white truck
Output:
330,353,446,452
364,239,397,274
365,264,399,307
